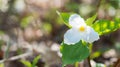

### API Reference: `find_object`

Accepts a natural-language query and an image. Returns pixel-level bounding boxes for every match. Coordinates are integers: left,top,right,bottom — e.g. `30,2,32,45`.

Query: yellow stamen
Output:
79,26,85,32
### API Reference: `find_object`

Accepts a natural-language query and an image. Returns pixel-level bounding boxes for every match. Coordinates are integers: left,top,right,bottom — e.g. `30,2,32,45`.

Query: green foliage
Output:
92,18,120,35
58,11,120,36
0,31,4,35
90,51,101,59
32,55,41,67
65,3,79,13
109,0,120,9
57,11,97,27
114,18,120,25
0,63,4,67
57,11,71,28
21,60,32,67
21,55,41,67
60,41,89,65
58,11,120,66
20,15,33,28
86,14,97,26
42,23,52,34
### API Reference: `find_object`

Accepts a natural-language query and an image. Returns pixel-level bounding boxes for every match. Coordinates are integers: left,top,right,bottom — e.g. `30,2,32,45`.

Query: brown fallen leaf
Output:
114,58,120,67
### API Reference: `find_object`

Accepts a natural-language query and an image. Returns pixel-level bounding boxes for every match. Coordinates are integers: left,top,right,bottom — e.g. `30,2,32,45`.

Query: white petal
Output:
69,14,85,28
82,26,99,43
64,28,81,45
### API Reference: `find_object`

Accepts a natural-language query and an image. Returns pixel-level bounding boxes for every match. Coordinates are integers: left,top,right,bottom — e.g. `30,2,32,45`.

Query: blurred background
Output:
0,0,120,67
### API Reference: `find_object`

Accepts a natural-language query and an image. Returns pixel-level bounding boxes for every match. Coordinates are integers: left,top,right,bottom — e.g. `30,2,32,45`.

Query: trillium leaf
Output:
60,41,90,65
86,14,97,26
92,18,120,35
57,11,71,28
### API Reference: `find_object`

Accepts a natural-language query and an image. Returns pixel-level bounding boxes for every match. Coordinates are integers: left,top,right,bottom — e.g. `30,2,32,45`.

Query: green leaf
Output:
20,15,33,28
20,60,32,67
86,14,97,26
114,18,120,27
60,41,90,65
57,11,71,28
32,55,41,67
0,63,4,67
90,51,101,59
0,30,4,35
92,19,120,35
42,23,52,34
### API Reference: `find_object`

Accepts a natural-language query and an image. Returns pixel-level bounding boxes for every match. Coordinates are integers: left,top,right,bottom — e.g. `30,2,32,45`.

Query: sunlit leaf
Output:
92,18,120,35
0,31,4,35
91,51,101,59
20,15,33,28
60,41,90,65
57,11,71,28
20,60,32,67
114,18,120,27
86,14,97,26
0,63,4,67
43,23,52,34
32,55,41,67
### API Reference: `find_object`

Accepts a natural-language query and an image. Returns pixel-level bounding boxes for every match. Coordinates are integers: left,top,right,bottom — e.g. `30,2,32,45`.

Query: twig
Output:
87,56,91,67
0,52,33,63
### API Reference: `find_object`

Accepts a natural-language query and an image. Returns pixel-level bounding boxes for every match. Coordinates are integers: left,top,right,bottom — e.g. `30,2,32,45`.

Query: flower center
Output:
79,26,85,32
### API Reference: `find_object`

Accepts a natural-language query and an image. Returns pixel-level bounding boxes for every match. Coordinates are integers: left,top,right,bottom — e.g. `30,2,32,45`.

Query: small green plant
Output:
0,63,4,67
20,55,41,67
57,11,120,67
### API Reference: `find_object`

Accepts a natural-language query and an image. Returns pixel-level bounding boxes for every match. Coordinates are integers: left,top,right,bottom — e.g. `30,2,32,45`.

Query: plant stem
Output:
75,62,79,67
4,41,11,59
87,56,91,67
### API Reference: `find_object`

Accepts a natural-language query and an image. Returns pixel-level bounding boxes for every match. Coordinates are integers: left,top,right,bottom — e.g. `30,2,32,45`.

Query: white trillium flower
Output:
64,14,99,45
